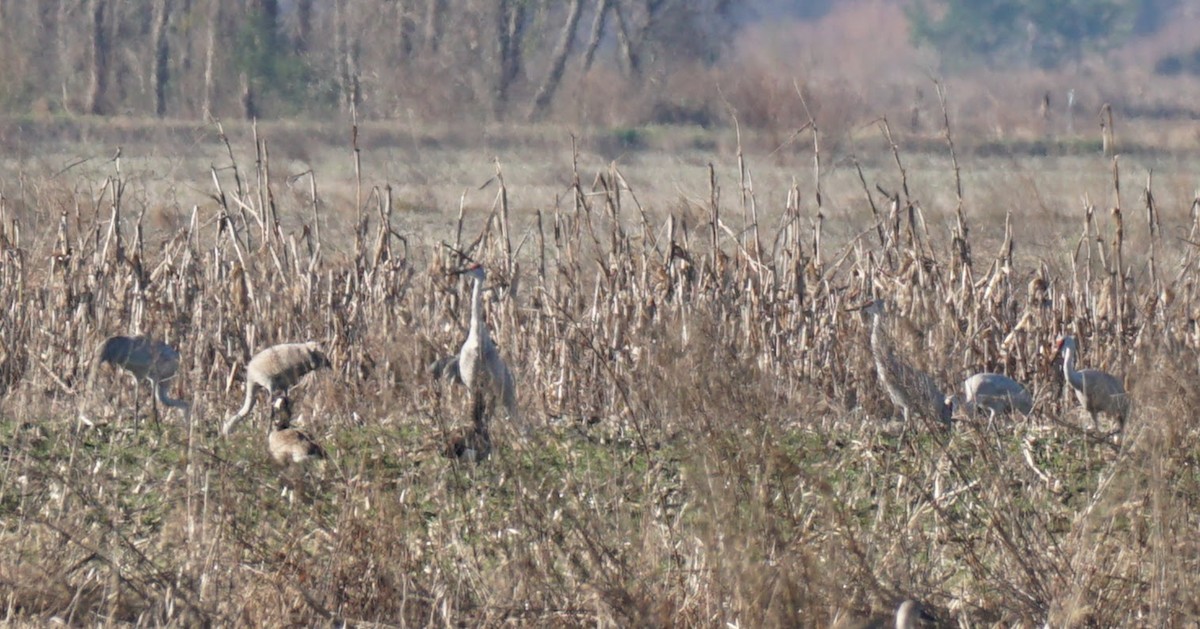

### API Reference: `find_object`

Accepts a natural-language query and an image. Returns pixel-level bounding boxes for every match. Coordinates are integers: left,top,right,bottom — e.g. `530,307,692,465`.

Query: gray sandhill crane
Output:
946,372,1033,419
95,335,191,428
442,393,491,463
894,600,933,629
223,341,330,436
832,599,934,629
1053,334,1129,432
267,393,326,466
449,263,519,426
861,300,950,426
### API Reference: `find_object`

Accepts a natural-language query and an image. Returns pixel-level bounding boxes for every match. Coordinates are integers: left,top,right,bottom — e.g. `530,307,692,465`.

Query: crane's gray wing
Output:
429,355,462,384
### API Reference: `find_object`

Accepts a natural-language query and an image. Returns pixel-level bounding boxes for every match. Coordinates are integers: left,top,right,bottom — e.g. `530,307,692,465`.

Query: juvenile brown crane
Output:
267,393,326,466
861,300,950,426
95,335,191,427
1053,334,1129,433
223,341,330,436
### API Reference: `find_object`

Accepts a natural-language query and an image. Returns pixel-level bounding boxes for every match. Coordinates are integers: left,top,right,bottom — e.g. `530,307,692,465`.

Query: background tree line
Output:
0,0,768,122
0,0,1181,125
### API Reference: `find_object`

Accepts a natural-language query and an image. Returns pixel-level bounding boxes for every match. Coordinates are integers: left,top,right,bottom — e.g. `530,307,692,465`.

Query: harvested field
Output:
0,118,1199,627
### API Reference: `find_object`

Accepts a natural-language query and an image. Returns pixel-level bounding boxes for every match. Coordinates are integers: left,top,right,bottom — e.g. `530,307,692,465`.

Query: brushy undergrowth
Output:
0,120,1199,628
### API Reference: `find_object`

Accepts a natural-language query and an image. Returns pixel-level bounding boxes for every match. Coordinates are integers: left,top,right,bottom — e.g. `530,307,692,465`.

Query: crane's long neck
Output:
870,313,889,360
468,275,488,343
1061,346,1084,390
154,382,191,411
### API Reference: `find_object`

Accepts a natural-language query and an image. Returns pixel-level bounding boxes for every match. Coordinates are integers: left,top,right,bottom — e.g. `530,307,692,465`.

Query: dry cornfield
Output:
1,122,1199,628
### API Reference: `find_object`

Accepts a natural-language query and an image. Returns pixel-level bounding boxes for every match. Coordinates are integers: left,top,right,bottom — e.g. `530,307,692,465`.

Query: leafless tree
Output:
528,0,584,121
86,0,109,115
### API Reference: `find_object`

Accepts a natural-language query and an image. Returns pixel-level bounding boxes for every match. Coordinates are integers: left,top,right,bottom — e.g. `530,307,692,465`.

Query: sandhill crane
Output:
946,372,1033,419
267,393,326,466
894,600,933,629
1054,334,1129,432
861,300,950,426
449,263,519,426
831,599,934,629
223,341,330,436
95,335,191,428
442,393,491,463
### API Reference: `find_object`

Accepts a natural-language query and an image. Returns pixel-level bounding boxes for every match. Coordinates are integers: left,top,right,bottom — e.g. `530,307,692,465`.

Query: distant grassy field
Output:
0,115,1199,626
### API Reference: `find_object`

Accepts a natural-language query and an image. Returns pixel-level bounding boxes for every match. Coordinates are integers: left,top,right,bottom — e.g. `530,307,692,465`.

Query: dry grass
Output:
0,114,1199,628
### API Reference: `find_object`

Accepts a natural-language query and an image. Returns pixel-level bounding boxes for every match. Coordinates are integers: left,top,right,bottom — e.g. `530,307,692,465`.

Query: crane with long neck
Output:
223,341,330,436
453,263,519,425
94,335,191,429
862,300,950,426
1054,334,1128,433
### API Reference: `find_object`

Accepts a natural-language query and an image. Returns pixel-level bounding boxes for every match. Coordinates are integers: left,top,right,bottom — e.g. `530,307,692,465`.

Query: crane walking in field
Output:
861,300,950,426
946,372,1033,419
223,341,330,436
1053,334,1129,433
95,335,191,428
440,263,519,428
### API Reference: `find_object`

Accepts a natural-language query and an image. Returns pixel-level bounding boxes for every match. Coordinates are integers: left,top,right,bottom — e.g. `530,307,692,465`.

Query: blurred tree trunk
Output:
611,1,640,78
150,0,171,117
493,0,527,118
295,0,312,54
423,0,444,54
581,0,614,74
528,0,583,121
56,0,72,113
176,0,193,97
397,0,416,58
201,0,221,119
612,0,674,80
86,0,109,115
240,0,278,119
334,0,360,113
240,72,256,119
258,0,278,24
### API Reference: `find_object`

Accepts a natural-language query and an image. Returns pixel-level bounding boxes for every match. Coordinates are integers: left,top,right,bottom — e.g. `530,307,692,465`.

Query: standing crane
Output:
946,372,1033,419
223,341,330,436
861,300,950,426
95,335,191,428
1053,334,1129,433
831,598,935,629
446,263,519,426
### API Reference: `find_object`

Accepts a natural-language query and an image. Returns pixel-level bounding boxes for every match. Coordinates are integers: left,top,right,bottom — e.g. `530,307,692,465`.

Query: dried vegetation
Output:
0,118,1199,627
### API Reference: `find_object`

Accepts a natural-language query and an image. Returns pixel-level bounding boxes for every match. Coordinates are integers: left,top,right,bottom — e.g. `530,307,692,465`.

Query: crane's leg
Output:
149,379,163,430
1089,411,1099,432
132,378,142,433
471,390,488,427
897,407,912,443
